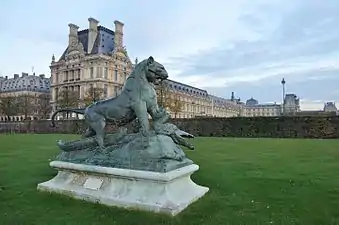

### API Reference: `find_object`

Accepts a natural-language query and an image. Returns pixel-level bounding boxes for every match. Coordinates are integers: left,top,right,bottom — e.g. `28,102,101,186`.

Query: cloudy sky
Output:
1,0,338,110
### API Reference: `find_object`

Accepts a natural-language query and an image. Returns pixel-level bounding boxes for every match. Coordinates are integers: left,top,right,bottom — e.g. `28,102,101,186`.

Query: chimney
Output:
39,74,45,79
114,20,124,49
87,17,99,54
68,23,79,46
21,72,28,77
14,74,19,79
5,76,8,80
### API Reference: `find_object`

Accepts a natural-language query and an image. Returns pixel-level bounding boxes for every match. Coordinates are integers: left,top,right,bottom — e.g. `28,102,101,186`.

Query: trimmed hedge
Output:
170,116,339,138
1,116,339,139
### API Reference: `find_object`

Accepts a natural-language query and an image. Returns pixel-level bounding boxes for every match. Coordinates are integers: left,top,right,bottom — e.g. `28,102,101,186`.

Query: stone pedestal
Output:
37,161,209,216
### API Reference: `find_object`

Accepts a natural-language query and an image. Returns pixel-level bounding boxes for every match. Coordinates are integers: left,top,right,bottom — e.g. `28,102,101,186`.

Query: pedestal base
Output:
37,161,209,216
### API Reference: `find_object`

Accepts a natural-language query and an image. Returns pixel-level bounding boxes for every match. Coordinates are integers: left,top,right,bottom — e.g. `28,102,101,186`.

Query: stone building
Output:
243,97,281,117
241,93,302,117
323,102,337,113
50,17,133,117
158,80,241,118
295,101,338,117
283,93,300,115
209,94,241,117
0,73,51,121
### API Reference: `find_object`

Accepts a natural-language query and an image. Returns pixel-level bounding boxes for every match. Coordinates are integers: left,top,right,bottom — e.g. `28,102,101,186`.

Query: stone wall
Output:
1,116,339,139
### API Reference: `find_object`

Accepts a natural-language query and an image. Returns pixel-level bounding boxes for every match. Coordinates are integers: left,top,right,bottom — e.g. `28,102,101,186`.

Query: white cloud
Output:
300,99,326,110
167,53,339,89
1,0,339,109
129,0,266,61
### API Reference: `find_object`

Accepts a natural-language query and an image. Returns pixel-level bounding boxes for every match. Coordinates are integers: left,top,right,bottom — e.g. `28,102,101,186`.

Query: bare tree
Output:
0,96,18,120
17,94,35,120
168,94,184,118
83,86,104,106
156,81,172,109
36,94,52,119
56,89,80,118
156,82,183,118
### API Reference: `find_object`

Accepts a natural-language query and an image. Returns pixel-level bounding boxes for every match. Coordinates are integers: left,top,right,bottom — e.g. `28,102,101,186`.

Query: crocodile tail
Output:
50,108,85,127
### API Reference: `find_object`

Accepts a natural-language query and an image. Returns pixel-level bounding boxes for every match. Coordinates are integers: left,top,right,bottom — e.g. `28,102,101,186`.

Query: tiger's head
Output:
144,56,169,84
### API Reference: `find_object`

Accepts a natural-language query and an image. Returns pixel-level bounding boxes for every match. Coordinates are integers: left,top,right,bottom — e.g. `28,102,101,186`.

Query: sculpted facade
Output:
50,18,245,120
50,18,133,118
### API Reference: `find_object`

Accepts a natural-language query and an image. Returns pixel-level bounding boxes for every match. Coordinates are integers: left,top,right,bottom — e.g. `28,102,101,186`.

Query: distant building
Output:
210,95,241,117
158,80,241,118
324,102,337,112
162,79,210,118
295,110,336,117
243,97,281,117
0,73,51,121
283,93,300,115
50,17,133,117
294,101,338,117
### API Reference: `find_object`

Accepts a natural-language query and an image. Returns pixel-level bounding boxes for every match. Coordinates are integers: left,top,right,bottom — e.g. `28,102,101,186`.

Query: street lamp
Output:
281,78,286,115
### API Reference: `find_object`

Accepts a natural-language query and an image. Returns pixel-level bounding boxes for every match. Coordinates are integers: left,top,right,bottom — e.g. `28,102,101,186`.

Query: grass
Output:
1,134,339,225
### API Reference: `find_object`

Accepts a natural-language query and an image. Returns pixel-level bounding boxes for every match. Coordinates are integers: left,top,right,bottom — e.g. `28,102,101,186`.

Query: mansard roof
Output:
164,79,209,98
59,26,116,61
0,73,50,93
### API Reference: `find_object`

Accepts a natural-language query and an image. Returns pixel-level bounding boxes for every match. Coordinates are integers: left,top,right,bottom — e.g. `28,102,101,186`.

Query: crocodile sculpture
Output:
57,123,195,152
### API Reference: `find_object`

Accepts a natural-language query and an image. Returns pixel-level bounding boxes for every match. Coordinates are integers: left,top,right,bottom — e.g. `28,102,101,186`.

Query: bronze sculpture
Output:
50,56,196,172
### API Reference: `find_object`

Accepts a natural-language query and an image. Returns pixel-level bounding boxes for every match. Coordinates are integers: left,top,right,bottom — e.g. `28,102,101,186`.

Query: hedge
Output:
0,116,338,139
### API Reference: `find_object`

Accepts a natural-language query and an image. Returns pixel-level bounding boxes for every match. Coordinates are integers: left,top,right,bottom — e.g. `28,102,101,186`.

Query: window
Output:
65,71,69,81
76,85,80,94
114,86,118,96
104,84,108,98
90,67,94,78
77,69,81,80
55,88,59,100
114,70,118,81
104,67,108,79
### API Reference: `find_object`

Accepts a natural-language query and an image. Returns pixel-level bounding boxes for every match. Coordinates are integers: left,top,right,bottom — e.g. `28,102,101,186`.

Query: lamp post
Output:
281,78,286,115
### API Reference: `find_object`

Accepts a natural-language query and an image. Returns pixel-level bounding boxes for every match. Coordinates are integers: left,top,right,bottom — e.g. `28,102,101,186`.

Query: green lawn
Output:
1,134,339,225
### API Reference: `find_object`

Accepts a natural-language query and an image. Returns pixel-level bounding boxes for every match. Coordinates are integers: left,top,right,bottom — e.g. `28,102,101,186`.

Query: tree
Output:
0,96,18,120
17,94,35,120
156,82,183,118
156,81,172,109
83,86,104,106
168,94,184,118
56,89,80,118
36,94,52,119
